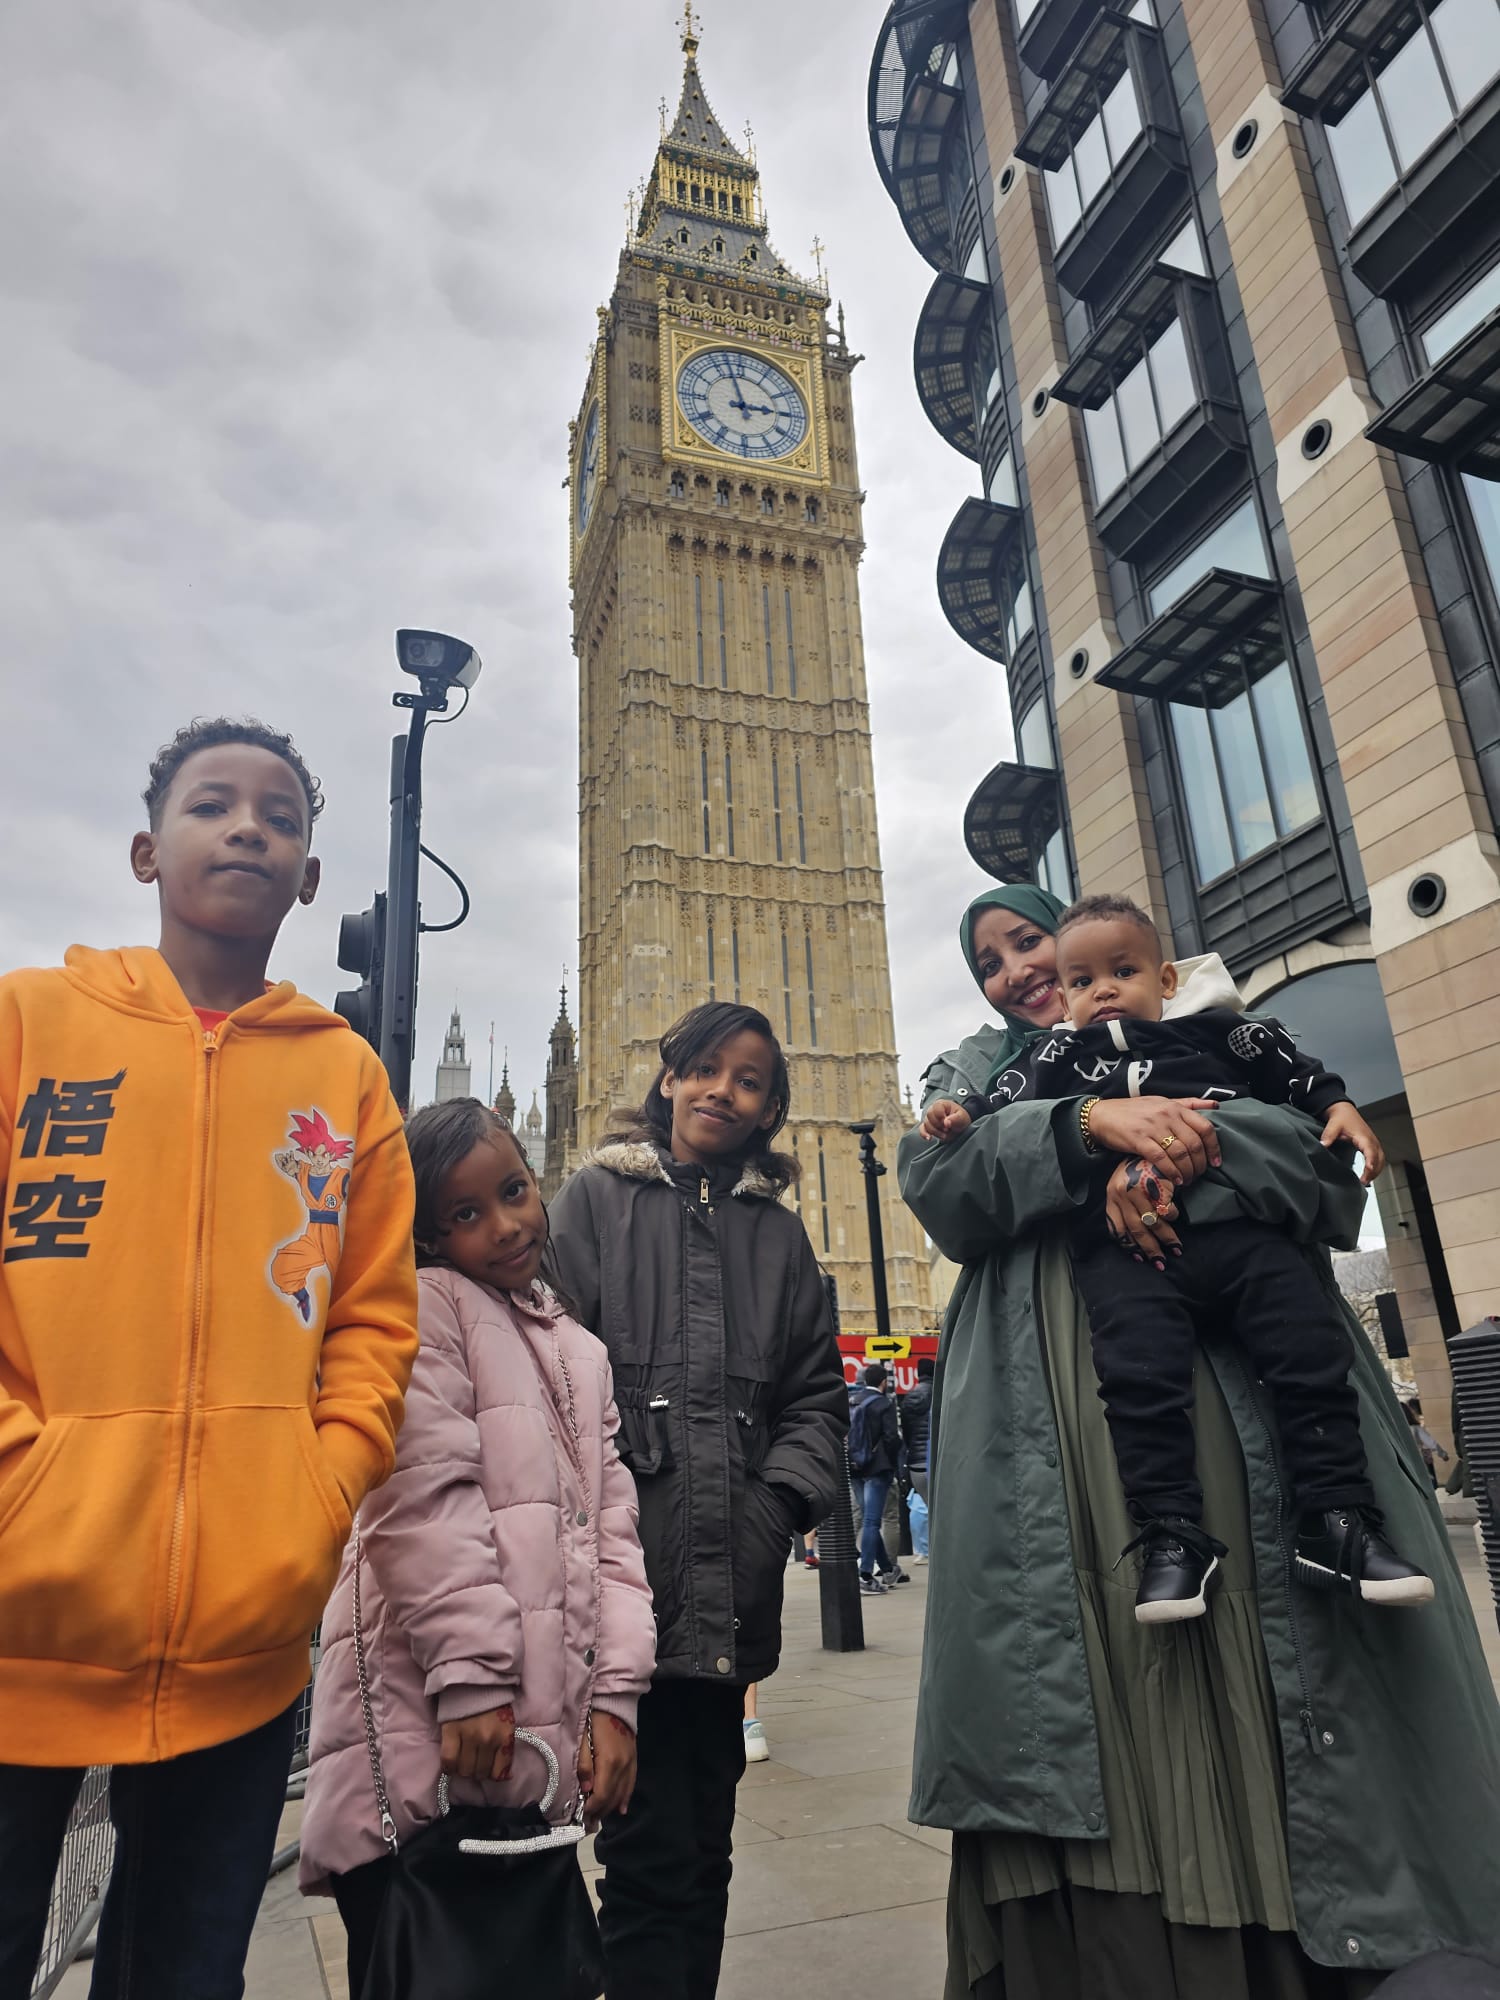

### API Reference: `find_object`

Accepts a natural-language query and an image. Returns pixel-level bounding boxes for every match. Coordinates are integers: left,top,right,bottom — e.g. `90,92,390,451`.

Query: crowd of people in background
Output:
2,719,1499,2000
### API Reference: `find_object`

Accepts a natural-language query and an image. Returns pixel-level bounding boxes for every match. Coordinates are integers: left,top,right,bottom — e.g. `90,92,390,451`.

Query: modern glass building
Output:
870,0,1500,1440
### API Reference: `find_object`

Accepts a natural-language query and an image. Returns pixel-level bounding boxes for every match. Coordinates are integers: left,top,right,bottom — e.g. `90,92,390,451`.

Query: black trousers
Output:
329,1853,391,2000
0,1702,295,2000
594,1679,746,2000
1070,1218,1375,1524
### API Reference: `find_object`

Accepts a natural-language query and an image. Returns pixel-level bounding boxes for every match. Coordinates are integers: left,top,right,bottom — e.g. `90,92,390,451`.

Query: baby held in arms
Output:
921,893,1432,1626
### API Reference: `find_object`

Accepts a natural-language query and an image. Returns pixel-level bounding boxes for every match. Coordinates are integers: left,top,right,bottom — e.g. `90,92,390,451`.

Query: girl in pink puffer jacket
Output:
299,1098,656,1994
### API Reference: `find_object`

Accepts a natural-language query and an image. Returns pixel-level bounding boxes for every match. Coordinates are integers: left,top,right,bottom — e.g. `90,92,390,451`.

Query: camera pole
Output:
379,709,428,1111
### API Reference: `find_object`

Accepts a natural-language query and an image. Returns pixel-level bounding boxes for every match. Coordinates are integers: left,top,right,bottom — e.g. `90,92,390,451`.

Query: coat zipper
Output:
1242,1360,1322,1756
155,1028,218,1738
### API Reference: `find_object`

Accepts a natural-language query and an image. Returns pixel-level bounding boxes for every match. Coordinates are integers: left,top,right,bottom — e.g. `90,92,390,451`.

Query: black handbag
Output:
350,1523,604,2000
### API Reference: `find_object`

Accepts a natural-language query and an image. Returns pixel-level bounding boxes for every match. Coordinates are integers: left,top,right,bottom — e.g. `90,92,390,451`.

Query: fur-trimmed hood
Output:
582,1138,784,1202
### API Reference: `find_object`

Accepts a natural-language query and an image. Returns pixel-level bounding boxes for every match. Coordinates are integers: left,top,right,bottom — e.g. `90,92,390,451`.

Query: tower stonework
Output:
569,19,930,1331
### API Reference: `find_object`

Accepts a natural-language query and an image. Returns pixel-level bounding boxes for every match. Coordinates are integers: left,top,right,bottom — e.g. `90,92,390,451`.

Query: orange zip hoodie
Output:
0,946,419,1767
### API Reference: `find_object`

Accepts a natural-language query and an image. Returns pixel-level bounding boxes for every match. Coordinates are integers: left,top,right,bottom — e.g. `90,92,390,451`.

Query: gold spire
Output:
681,2,700,55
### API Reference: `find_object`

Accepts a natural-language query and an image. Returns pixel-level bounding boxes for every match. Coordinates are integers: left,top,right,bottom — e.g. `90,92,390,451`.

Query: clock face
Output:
676,348,809,461
576,401,600,536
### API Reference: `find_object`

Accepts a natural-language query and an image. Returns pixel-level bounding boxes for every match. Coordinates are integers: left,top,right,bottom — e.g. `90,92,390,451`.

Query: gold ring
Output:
1138,1210,1158,1228
1160,1133,1176,1149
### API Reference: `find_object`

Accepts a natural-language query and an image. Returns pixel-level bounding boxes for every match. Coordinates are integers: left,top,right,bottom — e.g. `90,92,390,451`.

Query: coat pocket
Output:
614,1388,675,1478
0,1413,172,1669
182,1407,351,1662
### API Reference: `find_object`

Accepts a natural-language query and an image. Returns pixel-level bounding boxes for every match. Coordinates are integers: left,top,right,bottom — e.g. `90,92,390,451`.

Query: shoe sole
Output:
1135,1554,1218,1625
1295,1558,1435,1605
743,1743,771,1763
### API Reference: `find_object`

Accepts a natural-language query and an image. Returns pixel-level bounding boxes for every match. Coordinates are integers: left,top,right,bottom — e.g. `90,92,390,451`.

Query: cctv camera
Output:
395,629,483,690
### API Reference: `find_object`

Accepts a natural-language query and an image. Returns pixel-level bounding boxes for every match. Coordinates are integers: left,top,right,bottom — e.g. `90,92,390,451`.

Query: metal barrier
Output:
1450,1315,1500,1634
29,1636,321,1997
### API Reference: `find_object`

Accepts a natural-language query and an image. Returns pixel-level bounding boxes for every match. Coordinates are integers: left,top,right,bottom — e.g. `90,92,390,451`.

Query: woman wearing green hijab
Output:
898,885,1500,1999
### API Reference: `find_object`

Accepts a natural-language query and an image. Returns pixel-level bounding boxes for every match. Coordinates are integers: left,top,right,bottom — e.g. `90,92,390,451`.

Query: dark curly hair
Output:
143,718,324,832
1055,892,1163,959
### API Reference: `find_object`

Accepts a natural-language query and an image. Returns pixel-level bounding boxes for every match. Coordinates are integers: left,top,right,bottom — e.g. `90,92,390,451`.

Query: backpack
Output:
848,1389,888,1478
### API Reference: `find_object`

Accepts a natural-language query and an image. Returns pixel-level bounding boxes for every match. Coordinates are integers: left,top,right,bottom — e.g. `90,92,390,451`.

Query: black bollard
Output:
1449,1316,1500,1636
818,1438,866,1652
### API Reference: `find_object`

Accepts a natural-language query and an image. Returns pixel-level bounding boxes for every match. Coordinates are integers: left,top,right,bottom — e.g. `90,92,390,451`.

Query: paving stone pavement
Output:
54,1521,1498,1998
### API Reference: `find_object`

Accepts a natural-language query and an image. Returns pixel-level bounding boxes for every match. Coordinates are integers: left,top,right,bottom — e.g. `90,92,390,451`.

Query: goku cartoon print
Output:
271,1108,354,1323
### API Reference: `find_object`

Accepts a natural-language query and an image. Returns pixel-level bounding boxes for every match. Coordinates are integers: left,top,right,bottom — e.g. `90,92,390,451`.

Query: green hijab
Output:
959,883,1069,1084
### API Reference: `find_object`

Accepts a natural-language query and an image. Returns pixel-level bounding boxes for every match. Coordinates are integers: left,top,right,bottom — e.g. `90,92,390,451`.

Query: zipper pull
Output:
1300,1708,1324,1756
700,1176,709,1205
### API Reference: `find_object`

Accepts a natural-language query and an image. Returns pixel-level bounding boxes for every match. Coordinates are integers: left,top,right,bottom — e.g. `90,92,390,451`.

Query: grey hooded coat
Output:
547,1141,847,1685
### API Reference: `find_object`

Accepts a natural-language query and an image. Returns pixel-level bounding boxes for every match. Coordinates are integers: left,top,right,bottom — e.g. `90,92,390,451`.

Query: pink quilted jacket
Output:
299,1267,656,1890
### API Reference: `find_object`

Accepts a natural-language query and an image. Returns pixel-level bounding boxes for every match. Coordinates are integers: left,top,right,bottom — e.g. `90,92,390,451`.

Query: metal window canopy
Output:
1015,14,1188,304
1279,0,1424,115
1344,72,1500,298
1052,263,1190,405
1019,0,1106,84
936,495,1026,661
867,9,966,272
914,273,989,458
964,759,1063,884
1366,303,1500,475
1094,568,1284,706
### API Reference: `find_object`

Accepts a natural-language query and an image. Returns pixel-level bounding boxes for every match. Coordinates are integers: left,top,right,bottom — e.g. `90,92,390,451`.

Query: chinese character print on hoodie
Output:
0,946,419,1769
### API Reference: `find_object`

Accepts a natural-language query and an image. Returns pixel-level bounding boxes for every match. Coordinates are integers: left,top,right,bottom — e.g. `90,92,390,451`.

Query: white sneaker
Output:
742,1719,770,1763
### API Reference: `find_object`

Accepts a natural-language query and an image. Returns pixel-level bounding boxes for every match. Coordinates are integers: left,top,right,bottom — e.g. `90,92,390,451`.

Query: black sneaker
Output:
859,1572,887,1595
1294,1508,1434,1606
886,1566,911,1586
1124,1520,1228,1625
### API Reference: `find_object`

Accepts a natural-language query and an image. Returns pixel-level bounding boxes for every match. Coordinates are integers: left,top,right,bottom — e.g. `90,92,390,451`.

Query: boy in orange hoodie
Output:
0,718,419,1999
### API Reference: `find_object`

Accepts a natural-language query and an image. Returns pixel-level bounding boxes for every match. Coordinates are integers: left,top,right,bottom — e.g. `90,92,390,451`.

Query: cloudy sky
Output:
1,0,1011,1109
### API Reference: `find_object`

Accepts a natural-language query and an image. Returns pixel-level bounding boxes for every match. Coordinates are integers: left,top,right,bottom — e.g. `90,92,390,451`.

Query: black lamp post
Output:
849,1120,911,1558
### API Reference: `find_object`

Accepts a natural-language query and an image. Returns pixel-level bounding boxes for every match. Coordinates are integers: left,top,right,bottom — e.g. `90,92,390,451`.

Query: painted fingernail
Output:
1132,1253,1144,1263
1154,1260,1166,1271
1171,1245,1183,1256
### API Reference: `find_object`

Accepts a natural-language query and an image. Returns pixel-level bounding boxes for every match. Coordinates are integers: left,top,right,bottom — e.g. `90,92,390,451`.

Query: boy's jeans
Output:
0,1700,296,2000
858,1472,896,1576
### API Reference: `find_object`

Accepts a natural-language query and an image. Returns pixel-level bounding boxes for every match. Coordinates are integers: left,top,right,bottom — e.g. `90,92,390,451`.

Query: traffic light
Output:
335,894,386,1051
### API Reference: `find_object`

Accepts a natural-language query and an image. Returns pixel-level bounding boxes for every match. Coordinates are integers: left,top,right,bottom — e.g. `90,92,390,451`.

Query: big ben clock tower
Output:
568,10,929,1332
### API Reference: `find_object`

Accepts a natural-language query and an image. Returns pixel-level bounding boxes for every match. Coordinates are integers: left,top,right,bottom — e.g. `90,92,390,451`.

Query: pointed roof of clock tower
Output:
630,7,826,304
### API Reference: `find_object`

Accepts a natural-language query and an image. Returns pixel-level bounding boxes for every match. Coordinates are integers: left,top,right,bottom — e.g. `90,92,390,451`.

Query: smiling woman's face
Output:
970,906,1066,1028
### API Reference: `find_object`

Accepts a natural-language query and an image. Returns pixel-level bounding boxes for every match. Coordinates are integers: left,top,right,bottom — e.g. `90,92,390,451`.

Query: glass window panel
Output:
964,235,989,283
1170,705,1236,883
1147,497,1268,616
1039,826,1072,900
985,365,1002,407
1101,70,1144,168
1423,257,1500,361
942,48,961,86
1159,218,1206,274
1209,689,1276,861
1327,87,1397,225
1462,470,1500,595
988,450,1019,508
1008,572,1035,654
1115,353,1159,470
1429,0,1500,107
1046,161,1083,242
1018,702,1054,769
1085,400,1128,499
1377,28,1450,172
1250,661,1319,836
1016,0,1041,23
1148,317,1196,438
1072,110,1111,211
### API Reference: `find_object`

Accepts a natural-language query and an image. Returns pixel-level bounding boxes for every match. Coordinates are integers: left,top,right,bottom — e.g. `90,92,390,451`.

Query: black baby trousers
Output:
1070,1217,1375,1524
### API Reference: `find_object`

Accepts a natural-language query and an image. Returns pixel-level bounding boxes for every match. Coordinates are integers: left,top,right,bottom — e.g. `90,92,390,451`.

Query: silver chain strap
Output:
351,1518,400,1854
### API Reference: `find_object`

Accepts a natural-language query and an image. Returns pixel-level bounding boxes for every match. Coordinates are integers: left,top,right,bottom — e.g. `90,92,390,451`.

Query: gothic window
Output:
692,185,703,204
700,744,711,852
716,480,731,508
781,930,794,1042
731,925,742,1000
677,179,688,200
707,920,716,997
805,497,820,524
763,584,775,690
784,589,799,696
816,1137,831,1253
805,932,819,1047
714,237,725,254
732,194,743,216
794,757,808,863
725,750,736,855
717,576,729,686
772,752,784,858
680,227,690,244
694,573,705,684
761,489,776,514
669,470,686,499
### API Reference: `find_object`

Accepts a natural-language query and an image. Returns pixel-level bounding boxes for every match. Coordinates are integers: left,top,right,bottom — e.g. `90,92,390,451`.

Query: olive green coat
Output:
899,1033,1500,1972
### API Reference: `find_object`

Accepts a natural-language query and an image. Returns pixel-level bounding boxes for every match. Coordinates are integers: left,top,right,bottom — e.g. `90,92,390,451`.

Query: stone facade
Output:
570,23,930,1331
870,0,1500,1431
